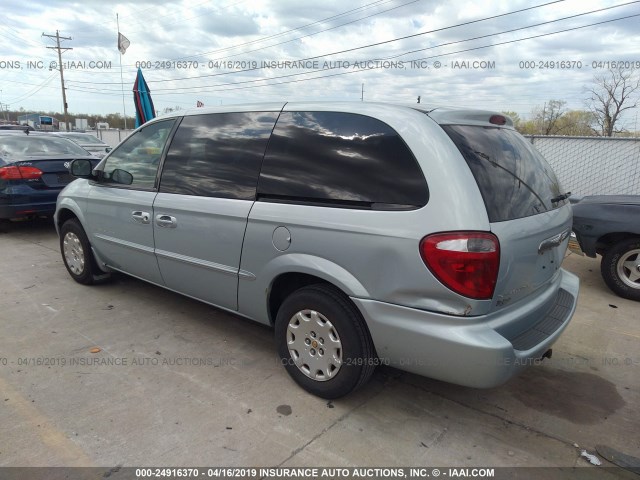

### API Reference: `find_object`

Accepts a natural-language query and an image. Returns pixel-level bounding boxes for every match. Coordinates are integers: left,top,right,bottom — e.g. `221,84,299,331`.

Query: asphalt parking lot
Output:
0,218,638,476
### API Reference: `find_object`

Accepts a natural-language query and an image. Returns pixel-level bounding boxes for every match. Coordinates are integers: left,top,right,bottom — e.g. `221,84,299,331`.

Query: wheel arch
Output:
248,253,370,326
55,197,86,235
595,232,640,256
268,272,333,326
56,207,79,232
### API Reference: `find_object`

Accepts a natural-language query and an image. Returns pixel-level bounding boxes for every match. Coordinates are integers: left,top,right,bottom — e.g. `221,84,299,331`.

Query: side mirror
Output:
70,159,94,178
111,168,133,185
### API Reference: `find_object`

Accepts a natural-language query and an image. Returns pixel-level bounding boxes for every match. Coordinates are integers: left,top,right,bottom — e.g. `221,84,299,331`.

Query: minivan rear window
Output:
442,125,567,222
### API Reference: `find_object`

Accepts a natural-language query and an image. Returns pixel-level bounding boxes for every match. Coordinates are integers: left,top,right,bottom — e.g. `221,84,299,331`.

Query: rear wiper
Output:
551,192,571,204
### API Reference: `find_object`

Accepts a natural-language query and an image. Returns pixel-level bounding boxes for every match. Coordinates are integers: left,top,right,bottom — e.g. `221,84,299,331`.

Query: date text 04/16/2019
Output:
519,60,640,69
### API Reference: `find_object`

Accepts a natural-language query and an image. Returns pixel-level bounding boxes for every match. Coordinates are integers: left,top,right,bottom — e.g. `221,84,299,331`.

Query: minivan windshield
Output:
442,125,567,222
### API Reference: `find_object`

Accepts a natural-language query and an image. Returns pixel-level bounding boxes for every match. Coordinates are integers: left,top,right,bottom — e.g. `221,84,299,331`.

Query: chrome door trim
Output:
94,234,155,254
155,249,237,276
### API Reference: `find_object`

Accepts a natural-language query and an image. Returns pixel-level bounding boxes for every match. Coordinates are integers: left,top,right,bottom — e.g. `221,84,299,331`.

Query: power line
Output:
5,73,59,105
147,0,569,85
378,0,640,61
172,0,419,63
65,0,419,84
182,0,391,57
135,13,640,96
65,3,639,96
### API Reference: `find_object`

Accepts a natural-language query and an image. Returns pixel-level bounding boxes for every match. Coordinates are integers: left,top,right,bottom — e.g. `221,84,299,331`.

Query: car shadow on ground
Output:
0,216,57,235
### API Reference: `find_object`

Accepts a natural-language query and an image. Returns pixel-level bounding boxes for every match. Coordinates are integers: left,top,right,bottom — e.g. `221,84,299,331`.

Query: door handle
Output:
155,214,177,228
131,211,150,224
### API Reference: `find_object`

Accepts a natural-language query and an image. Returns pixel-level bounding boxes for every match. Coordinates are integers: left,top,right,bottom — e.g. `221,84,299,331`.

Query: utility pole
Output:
0,90,6,121
361,83,365,102
43,30,72,131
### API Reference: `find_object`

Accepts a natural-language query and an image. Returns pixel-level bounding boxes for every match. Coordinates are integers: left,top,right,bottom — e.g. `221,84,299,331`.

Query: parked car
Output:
51,132,112,158
570,195,640,301
55,102,579,398
0,124,34,132
0,131,99,222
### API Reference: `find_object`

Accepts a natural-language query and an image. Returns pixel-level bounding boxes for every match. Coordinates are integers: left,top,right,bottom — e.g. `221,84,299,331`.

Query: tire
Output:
600,238,640,301
275,284,376,399
60,218,108,285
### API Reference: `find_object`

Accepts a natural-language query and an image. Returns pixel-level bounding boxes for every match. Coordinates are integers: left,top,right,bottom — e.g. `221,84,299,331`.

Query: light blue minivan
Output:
55,102,579,398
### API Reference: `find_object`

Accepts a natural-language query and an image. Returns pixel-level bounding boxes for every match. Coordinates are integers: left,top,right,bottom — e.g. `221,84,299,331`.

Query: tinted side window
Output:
442,125,566,222
101,119,175,189
159,112,279,200
257,112,428,209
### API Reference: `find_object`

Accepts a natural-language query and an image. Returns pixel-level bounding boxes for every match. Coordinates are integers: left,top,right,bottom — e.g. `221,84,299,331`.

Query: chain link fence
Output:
527,135,640,197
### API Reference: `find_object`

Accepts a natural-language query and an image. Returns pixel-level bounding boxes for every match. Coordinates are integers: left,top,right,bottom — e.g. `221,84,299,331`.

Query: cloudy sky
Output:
1,0,639,126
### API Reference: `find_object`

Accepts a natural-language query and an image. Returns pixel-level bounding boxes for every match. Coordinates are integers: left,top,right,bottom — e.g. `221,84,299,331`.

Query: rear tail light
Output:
420,232,500,300
0,166,44,180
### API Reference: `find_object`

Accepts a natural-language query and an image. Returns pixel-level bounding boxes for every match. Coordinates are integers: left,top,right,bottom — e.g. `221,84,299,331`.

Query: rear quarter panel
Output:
572,202,640,256
238,104,498,323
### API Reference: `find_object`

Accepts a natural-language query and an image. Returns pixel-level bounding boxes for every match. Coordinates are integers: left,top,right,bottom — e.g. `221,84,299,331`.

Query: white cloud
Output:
0,0,638,128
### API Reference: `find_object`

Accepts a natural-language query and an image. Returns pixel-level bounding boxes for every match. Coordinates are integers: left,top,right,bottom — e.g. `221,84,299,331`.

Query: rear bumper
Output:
1,187,60,219
0,199,58,219
353,268,579,388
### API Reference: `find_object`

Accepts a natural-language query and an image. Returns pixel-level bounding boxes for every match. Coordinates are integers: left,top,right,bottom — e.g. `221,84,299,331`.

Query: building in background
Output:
17,113,60,131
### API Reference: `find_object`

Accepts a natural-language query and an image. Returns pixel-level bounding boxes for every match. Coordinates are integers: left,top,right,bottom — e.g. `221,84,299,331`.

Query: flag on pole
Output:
196,100,204,108
118,32,130,54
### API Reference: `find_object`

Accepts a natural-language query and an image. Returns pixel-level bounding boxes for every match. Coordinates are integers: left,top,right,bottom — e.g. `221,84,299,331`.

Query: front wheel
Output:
600,238,640,301
275,284,376,399
60,218,109,285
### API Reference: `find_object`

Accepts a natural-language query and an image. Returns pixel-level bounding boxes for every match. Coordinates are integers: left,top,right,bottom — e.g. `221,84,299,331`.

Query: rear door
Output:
85,119,176,284
441,125,572,307
153,111,279,310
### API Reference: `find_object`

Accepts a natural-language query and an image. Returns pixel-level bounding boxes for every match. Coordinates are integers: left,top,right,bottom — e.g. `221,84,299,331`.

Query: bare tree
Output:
587,68,640,136
542,100,567,135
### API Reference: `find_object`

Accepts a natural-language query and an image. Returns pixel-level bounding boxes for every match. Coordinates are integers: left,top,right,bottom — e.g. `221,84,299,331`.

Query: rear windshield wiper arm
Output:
551,192,571,204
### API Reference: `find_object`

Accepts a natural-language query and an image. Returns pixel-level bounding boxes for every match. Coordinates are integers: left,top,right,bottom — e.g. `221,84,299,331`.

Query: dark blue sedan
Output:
0,131,100,221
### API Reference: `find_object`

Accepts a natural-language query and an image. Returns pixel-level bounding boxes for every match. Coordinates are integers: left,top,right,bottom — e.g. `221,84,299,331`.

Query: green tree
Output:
555,110,595,136
501,111,521,130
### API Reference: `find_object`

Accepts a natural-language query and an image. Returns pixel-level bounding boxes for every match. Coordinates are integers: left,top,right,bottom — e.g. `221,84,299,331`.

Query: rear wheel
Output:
60,218,109,285
600,238,640,301
275,284,376,399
